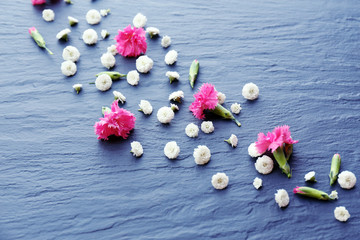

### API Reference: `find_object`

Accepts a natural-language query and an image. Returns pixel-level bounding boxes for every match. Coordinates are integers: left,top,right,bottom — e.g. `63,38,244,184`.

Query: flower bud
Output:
189,59,199,88
96,71,126,80
329,153,341,186
29,27,53,54
293,186,337,200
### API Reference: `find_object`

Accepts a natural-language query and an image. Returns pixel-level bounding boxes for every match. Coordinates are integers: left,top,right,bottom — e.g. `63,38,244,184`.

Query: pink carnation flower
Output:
94,101,136,140
114,25,147,57
189,83,219,119
32,0,46,5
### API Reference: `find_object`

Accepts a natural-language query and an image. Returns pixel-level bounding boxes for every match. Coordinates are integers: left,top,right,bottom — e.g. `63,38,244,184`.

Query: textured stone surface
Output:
0,0,359,239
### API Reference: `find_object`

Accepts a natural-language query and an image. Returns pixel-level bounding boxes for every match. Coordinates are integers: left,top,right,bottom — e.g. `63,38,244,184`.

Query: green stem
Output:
211,103,241,127
273,147,291,178
45,46,53,55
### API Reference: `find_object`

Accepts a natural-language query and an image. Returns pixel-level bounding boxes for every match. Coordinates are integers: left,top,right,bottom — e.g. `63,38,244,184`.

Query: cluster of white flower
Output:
217,92,226,105
61,60,77,77
337,171,356,189
253,177,262,189
101,29,109,39
82,29,98,45
136,56,153,73
165,50,178,65
139,100,153,115
68,16,78,26
201,121,214,134
242,82,259,100
185,123,199,138
274,189,289,208
193,145,211,165
130,141,143,157
101,52,116,69
113,91,126,104
157,107,175,124
225,134,238,148
164,141,180,159
255,156,273,174
161,36,171,48
146,27,160,38
127,70,140,86
62,46,80,62
166,71,180,83
248,143,262,158
211,173,229,190
133,13,147,28
56,28,71,41
334,206,350,222
86,9,101,25
42,9,55,22
100,9,110,17
107,45,118,56
95,74,112,91
72,84,82,94
230,103,242,114
304,171,316,182
168,91,184,102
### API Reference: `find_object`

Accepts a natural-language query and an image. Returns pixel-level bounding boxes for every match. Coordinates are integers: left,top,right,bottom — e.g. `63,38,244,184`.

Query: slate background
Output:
0,0,359,239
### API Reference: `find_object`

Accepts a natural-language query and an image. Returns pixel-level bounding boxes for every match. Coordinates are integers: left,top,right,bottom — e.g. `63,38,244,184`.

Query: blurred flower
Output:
146,27,160,38
68,16,78,26
217,92,226,104
107,45,118,55
42,9,55,22
100,9,111,17
133,13,147,28
32,0,46,5
72,84,82,94
86,9,101,25
56,28,71,41
101,29,110,39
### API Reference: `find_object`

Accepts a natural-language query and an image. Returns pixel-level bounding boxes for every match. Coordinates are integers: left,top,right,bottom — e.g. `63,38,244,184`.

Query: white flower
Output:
304,171,316,182
231,103,242,114
68,16,78,26
338,171,356,189
95,74,112,91
146,27,160,38
113,91,126,104
72,84,82,94
136,55,153,73
161,35,171,48
185,123,199,138
101,52,116,69
168,90,184,102
193,145,211,165
255,156,274,174
211,173,229,190
101,29,109,39
56,28,71,41
100,9,110,17
225,134,238,148
86,9,101,25
133,13,147,28
107,45,118,55
274,189,290,208
139,100,153,115
130,141,143,157
42,9,55,22
157,107,174,124
61,60,77,77
217,92,226,104
82,29,98,45
62,46,80,62
242,82,259,100
248,142,262,158
329,190,338,200
126,70,140,86
253,177,262,189
201,121,214,134
165,50,178,65
170,103,179,112
334,206,350,222
166,71,180,83
164,141,180,159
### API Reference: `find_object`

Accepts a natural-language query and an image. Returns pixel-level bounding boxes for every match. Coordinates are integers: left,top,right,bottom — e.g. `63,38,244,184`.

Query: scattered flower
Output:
255,156,274,175
185,123,199,138
159,35,171,49
61,60,77,77
28,27,53,54
217,92,226,104
115,25,147,57
248,142,262,158
164,141,180,159
157,107,174,124
146,27,160,38
193,145,211,165
169,90,184,103
86,9,101,25
42,9,55,22
136,55,153,73
94,101,136,140
166,71,180,84
32,0,46,5
274,189,290,208
211,173,229,190
82,29,98,45
170,103,179,112
101,52,116,69
107,45,118,55
201,121,214,134
329,153,341,186
56,28,71,41
338,171,356,189
62,46,80,62
101,29,109,39
293,186,338,200
130,141,143,157
127,70,140,86
253,177,262,189
329,190,338,200
72,84,82,94
100,9,110,17
242,82,259,100
334,206,350,222
138,100,153,115
113,91,126,104
304,171,316,182
95,74,112,91
231,103,242,114
133,13,147,28
68,16,78,26
165,50,178,65
189,59,199,88
225,134,238,148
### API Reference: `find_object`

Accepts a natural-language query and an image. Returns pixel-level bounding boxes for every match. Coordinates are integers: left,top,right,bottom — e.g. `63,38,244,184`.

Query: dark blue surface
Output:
1,0,360,239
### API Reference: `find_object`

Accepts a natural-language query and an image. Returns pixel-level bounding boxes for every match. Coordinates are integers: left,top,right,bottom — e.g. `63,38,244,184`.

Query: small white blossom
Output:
193,145,211,165
185,123,199,138
86,9,101,25
217,92,226,104
329,190,338,200
338,171,356,189
101,52,116,69
101,29,109,39
146,27,160,38
95,74,112,91
136,55,153,73
274,189,290,208
126,70,140,86
42,9,55,22
212,173,229,190
255,156,274,174
334,206,350,222
68,16,78,26
170,103,179,112
231,103,242,114
304,171,316,182
62,46,80,62
113,91,126,104
139,100,153,115
130,141,143,157
253,177,262,189
82,29,98,45
100,9,110,17
157,107,174,124
165,50,178,65
107,45,118,56
225,134,238,148
168,90,184,103
242,82,259,100
164,141,180,159
56,28,71,41
166,71,180,83
248,142,262,158
133,13,147,28
61,60,77,77
161,35,171,48
201,121,214,134
72,84,82,94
